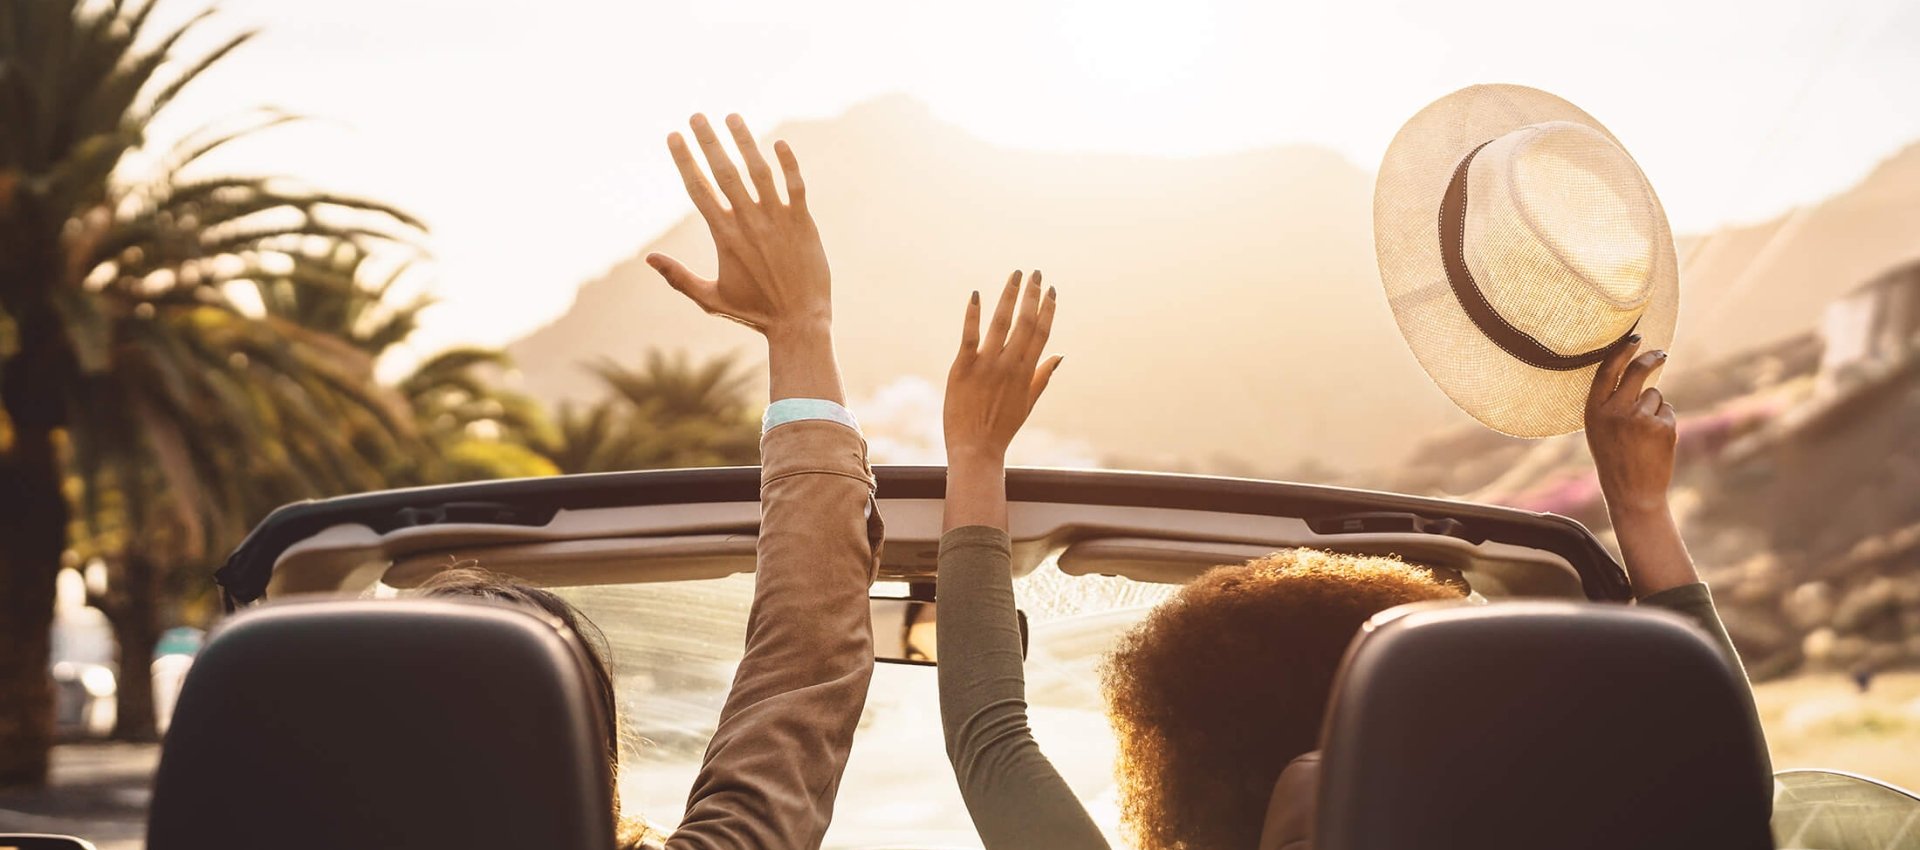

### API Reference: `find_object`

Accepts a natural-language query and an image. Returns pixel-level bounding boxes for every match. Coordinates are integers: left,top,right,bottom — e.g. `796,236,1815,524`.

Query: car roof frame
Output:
217,466,1631,608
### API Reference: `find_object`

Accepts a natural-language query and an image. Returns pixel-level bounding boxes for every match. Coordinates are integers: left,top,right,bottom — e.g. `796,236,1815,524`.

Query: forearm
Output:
1617,498,1771,782
767,322,845,404
672,421,879,849
936,527,1109,850
1608,500,1699,598
945,453,1008,531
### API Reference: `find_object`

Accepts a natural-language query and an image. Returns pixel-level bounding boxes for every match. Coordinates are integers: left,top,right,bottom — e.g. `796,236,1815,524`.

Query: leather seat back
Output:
1312,600,1772,850
147,599,614,850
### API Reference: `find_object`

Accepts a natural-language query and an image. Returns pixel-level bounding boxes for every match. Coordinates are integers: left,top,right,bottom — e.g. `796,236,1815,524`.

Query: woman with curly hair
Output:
933,272,1760,849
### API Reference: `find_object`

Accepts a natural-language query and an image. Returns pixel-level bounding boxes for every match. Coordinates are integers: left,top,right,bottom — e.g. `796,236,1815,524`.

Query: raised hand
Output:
647,113,842,402
944,271,1063,466
647,113,831,343
940,271,1061,532
1585,336,1674,518
1585,336,1695,596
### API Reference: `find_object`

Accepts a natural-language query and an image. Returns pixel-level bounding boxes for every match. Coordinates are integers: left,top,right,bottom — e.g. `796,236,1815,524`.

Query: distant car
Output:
151,626,204,735
38,467,1920,848
49,607,116,739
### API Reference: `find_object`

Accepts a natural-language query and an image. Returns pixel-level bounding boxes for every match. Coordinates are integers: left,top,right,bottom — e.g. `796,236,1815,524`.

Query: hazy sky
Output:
145,0,1920,362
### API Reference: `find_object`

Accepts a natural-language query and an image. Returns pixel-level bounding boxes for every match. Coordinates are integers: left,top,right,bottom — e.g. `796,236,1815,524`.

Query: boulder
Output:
1784,582,1836,631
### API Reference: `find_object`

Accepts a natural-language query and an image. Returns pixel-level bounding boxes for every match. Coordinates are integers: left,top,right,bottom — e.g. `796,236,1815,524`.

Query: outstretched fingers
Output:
724,114,781,207
668,132,727,225
1006,270,1045,359
774,140,807,211
1029,284,1057,360
983,271,1021,353
689,114,753,211
1029,354,1064,406
955,290,982,361
646,252,719,312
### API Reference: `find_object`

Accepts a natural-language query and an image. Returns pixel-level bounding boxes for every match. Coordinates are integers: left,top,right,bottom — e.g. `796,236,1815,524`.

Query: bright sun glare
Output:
1053,0,1219,95
157,0,1920,359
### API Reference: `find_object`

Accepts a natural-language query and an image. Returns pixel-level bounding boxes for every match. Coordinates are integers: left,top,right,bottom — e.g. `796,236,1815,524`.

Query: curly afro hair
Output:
1100,549,1465,850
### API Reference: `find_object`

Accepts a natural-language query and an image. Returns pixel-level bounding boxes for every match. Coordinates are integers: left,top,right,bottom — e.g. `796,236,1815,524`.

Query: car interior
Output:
146,599,615,850
1312,600,1774,850
69,466,1906,848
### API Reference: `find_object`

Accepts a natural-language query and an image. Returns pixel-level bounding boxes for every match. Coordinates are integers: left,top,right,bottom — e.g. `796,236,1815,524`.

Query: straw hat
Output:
1374,84,1678,437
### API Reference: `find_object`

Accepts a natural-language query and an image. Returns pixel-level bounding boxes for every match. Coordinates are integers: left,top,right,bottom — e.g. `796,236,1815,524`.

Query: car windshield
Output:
555,561,1179,847
1772,770,1920,850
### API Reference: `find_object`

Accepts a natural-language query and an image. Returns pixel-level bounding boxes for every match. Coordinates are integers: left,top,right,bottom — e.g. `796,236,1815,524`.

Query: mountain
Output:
508,95,1462,468
507,96,1920,470
1674,142,1920,363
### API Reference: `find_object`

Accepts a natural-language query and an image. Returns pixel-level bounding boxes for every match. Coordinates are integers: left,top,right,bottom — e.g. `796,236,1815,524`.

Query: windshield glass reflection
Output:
1773,769,1920,850
557,561,1177,847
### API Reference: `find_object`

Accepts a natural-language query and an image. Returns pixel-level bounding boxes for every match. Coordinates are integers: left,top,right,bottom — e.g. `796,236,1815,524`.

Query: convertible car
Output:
10,467,1917,849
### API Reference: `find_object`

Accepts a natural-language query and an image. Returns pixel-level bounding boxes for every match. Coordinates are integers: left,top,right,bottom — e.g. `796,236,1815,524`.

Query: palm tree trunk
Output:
0,416,69,788
95,552,163,742
0,299,77,788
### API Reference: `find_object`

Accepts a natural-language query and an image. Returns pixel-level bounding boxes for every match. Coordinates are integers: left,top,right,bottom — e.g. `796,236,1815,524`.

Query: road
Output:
0,743,156,849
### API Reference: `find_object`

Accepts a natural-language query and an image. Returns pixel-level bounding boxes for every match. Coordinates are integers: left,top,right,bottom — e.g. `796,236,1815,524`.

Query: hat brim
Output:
1373,84,1679,438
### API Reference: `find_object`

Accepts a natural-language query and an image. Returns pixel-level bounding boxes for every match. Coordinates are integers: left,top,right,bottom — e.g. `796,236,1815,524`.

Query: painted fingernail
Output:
1628,333,1642,344
1047,286,1057,299
1655,350,1668,360
970,291,980,305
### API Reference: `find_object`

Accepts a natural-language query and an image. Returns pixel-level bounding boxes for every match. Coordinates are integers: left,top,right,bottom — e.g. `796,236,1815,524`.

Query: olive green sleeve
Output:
936,525,1111,850
1638,582,1773,780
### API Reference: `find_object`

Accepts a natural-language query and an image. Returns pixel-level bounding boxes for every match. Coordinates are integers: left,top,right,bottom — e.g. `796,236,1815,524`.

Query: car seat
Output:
147,599,615,850
1309,600,1772,850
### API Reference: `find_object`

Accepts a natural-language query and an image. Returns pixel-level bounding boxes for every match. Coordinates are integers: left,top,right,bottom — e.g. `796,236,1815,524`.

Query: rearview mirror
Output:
872,597,1027,666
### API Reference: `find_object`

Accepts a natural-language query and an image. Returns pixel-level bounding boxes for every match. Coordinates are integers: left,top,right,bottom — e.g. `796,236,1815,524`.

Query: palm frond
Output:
135,27,259,123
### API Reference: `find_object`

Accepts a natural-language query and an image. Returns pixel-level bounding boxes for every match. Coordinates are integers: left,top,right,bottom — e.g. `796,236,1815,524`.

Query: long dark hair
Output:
416,566,655,848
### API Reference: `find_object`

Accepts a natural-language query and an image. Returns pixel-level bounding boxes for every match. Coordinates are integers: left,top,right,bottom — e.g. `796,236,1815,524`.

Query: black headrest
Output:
147,599,614,850
1315,601,1772,850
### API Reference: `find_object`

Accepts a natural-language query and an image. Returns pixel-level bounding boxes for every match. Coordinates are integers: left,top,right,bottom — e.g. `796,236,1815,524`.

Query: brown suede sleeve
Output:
668,420,883,850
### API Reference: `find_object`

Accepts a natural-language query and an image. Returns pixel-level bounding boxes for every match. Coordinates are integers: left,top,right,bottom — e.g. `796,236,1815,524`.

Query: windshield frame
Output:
222,466,1632,607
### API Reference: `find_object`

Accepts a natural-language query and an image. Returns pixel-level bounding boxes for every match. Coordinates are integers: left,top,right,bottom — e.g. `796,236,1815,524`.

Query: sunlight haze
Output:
142,0,1920,363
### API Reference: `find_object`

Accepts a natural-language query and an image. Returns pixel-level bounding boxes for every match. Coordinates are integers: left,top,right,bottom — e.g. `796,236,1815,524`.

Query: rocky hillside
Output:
1675,141,1920,364
1384,264,1920,680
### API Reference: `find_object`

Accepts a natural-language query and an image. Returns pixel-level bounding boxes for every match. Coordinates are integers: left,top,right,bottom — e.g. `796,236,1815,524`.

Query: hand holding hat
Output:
1375,84,1680,437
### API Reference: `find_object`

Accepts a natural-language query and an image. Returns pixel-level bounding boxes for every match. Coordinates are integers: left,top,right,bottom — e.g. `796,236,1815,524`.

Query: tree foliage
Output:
0,0,424,755
541,351,761,474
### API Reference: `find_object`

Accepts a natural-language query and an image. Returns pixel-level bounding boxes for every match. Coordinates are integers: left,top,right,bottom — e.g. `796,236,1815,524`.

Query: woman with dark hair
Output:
932,273,1763,849
416,567,660,847
426,112,884,850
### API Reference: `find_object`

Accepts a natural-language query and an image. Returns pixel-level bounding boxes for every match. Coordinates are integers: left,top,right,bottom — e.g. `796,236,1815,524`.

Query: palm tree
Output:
0,0,423,778
253,242,559,484
541,352,761,474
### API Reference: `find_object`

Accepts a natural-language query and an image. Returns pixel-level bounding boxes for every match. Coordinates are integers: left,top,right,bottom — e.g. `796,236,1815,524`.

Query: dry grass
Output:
1756,671,1920,792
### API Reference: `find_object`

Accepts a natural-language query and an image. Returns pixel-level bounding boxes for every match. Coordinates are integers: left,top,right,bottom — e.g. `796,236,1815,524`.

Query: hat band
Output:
1439,141,1636,372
